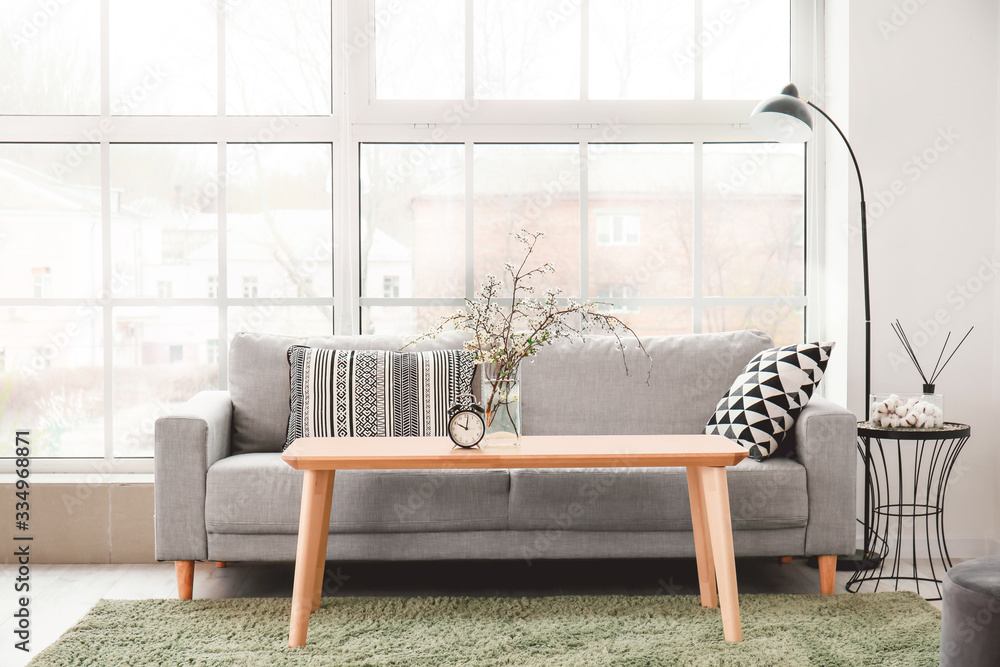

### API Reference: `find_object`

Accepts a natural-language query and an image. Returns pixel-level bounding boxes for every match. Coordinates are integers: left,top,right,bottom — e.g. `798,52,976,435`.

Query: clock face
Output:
448,409,485,448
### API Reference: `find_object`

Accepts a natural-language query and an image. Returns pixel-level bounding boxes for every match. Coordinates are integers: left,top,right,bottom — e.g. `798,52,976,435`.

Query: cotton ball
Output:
914,413,927,429
906,397,920,408
888,415,901,428
880,415,893,428
875,402,890,417
887,394,902,409
894,405,907,417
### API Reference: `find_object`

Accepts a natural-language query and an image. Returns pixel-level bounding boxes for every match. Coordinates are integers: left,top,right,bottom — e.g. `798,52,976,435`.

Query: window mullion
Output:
692,141,703,332
580,0,589,101
694,0,703,102
217,141,228,388
100,0,111,461
579,142,588,300
465,0,474,100
465,141,475,301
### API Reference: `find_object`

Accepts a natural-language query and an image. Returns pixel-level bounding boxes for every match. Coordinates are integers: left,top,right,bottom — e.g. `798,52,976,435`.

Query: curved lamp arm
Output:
804,99,872,404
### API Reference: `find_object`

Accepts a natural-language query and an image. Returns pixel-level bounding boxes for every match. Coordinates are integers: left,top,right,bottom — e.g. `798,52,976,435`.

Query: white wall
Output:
831,0,999,553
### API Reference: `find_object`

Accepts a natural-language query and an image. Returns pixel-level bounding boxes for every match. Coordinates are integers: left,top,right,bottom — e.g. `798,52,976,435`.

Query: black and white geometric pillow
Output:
285,347,475,450
705,342,835,461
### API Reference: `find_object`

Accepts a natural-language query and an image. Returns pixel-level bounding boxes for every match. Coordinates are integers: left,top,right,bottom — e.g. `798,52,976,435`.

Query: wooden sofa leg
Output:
216,561,228,568
780,556,793,564
176,560,194,600
818,555,836,595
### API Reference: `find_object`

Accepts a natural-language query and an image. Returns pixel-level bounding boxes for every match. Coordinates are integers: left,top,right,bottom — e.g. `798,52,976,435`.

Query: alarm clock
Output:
447,394,486,448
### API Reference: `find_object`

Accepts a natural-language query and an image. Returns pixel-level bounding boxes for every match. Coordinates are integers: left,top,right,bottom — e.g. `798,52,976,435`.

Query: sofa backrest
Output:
228,331,472,455
520,330,773,436
228,329,773,453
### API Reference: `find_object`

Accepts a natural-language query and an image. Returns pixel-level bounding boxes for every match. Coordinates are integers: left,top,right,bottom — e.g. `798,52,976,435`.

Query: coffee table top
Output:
281,434,748,470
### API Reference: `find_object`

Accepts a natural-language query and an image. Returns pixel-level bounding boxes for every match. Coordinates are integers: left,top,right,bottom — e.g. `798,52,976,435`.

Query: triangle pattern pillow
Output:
705,342,835,461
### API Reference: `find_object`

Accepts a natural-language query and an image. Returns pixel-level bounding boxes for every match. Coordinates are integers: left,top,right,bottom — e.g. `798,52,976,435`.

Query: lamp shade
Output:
750,84,813,143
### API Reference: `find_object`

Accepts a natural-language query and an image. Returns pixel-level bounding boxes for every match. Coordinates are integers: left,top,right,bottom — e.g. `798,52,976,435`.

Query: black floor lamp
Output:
749,83,877,570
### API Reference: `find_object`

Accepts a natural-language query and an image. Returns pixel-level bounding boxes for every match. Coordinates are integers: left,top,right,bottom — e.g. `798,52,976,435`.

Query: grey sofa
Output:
154,329,857,599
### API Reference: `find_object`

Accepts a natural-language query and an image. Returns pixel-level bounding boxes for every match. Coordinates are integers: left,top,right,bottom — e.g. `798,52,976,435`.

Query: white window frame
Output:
0,0,823,473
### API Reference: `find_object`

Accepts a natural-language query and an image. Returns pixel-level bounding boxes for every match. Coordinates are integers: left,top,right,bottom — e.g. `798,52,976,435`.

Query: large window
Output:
1,0,815,468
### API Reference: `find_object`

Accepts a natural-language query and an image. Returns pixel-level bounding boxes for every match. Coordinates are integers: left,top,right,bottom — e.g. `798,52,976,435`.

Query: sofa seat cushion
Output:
205,453,509,535
508,457,808,532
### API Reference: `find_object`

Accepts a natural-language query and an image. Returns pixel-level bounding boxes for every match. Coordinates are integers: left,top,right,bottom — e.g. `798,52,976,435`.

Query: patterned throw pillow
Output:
285,347,475,450
705,342,835,461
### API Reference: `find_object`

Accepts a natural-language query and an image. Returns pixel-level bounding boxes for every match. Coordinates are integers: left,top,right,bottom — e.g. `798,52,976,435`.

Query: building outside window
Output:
243,276,259,298
383,275,401,298
596,214,641,246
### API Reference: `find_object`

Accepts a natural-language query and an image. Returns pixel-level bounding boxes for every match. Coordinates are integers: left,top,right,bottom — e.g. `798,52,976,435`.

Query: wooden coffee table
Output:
281,434,748,647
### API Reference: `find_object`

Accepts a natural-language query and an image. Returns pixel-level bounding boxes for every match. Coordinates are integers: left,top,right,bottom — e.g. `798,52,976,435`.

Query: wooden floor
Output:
0,557,946,666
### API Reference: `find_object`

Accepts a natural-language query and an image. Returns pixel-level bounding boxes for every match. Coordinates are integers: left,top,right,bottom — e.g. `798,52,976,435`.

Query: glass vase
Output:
868,392,945,429
482,367,520,446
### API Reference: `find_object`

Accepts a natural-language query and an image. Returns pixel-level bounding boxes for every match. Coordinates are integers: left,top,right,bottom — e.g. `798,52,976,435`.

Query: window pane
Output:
110,144,218,298
588,144,693,298
113,307,218,457
702,143,804,297
703,305,803,346
475,0,579,99
0,144,102,298
375,0,464,100
362,305,460,337
589,0,694,100
228,305,333,338
110,0,216,115
227,0,332,115
227,144,333,299
702,0,790,100
0,1,100,114
0,308,104,458
474,145,580,296
361,144,465,299
593,305,693,337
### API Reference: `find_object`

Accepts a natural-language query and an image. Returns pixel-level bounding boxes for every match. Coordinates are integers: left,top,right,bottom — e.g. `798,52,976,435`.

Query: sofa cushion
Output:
520,330,773,436
229,331,471,454
285,347,475,448
205,453,509,534
507,456,808,532
706,342,834,460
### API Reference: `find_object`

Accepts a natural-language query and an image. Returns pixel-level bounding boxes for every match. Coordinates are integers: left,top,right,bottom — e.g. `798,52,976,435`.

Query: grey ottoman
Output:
940,554,1000,666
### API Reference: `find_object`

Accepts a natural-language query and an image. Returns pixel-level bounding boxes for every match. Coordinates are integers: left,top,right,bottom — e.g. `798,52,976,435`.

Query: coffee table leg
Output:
700,465,742,642
312,471,335,612
686,466,718,608
289,469,335,648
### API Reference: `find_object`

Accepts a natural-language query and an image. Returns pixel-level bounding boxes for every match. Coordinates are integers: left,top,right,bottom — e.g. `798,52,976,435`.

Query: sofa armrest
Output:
154,390,233,562
793,395,857,557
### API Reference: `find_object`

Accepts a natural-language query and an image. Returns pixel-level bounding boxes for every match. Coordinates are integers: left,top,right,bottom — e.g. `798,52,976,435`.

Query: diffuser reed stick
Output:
890,320,973,393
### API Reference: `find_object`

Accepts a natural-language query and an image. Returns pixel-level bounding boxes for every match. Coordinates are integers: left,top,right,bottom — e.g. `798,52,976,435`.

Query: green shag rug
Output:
29,593,940,666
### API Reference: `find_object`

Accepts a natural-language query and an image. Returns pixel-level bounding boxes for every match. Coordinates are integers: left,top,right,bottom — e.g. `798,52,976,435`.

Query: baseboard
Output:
856,536,1000,560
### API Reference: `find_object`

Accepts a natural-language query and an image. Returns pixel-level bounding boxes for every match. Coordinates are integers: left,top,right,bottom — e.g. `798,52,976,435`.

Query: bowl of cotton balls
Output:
869,393,944,429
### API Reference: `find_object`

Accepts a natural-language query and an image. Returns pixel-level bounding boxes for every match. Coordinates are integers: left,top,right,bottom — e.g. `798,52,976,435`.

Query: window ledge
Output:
0,473,154,485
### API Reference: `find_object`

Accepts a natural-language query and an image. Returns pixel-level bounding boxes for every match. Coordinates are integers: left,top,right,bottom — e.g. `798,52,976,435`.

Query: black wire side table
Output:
847,422,970,601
